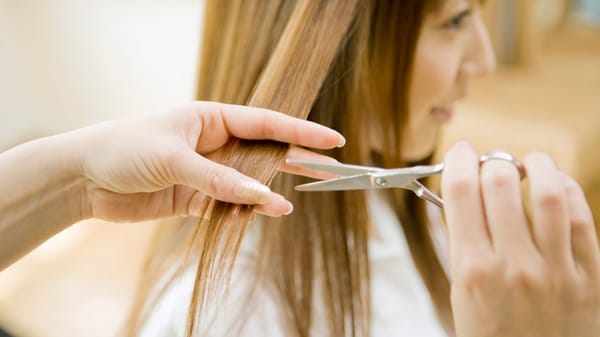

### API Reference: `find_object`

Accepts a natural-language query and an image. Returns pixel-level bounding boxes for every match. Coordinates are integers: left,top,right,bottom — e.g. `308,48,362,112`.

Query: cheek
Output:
410,42,458,117
401,36,460,161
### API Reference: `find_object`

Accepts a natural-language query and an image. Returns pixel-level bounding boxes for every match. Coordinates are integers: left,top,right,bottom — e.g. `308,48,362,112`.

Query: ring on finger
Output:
479,150,526,180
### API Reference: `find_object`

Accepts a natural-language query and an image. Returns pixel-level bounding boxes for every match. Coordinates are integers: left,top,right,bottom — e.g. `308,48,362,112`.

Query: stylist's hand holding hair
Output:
0,101,345,270
442,141,600,337
76,102,343,220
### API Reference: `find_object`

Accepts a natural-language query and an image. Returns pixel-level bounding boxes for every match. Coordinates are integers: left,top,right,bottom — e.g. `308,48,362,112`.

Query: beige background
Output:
0,0,203,149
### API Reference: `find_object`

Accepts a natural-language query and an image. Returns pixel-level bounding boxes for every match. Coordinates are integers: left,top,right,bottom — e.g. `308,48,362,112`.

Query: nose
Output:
460,13,496,78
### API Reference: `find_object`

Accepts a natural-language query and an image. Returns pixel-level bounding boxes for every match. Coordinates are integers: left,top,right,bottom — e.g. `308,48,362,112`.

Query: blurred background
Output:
0,0,598,336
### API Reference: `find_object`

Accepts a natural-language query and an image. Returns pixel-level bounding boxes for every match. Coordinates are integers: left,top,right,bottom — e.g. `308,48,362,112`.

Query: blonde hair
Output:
126,0,452,336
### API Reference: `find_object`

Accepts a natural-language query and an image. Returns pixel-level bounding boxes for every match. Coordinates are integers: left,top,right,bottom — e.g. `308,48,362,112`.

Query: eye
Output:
441,9,472,30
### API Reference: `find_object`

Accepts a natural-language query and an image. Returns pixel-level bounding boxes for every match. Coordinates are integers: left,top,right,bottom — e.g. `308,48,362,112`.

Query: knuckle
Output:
571,217,594,235
455,258,496,289
549,272,586,304
196,102,225,133
504,267,544,291
535,187,564,210
203,166,224,197
215,104,228,127
260,114,276,139
446,176,478,198
482,169,515,190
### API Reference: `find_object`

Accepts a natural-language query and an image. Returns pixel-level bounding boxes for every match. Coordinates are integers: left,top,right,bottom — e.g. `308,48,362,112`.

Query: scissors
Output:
286,151,524,208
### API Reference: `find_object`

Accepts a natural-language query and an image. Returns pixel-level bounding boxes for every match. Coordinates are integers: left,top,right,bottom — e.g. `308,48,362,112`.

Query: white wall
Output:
0,0,204,150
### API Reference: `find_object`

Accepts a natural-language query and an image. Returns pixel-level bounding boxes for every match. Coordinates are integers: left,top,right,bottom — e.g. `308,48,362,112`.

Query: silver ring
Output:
479,150,526,180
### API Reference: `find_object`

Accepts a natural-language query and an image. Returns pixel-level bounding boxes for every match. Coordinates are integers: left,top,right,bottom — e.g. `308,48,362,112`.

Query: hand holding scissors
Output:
288,149,524,208
291,141,600,337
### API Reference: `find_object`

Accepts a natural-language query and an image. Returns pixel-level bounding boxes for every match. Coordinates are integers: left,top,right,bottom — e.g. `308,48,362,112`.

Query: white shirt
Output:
141,191,448,336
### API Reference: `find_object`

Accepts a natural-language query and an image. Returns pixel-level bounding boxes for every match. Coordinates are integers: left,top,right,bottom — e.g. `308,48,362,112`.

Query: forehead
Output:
426,0,481,18
429,0,482,11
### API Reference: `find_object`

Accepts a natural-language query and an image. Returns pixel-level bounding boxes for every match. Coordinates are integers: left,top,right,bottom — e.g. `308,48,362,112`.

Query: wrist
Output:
0,132,91,269
46,130,92,221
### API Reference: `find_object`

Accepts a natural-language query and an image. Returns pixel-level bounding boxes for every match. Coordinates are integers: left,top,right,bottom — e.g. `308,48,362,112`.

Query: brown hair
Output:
125,0,452,336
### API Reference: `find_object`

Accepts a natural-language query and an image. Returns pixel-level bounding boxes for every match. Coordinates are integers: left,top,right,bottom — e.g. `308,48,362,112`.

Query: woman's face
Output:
402,0,495,161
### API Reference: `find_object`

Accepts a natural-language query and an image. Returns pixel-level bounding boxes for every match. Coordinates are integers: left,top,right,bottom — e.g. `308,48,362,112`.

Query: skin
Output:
406,0,600,335
443,142,600,337
0,101,345,271
405,0,495,160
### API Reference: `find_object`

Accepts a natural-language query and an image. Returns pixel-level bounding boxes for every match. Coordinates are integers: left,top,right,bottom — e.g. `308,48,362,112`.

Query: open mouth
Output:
430,106,454,123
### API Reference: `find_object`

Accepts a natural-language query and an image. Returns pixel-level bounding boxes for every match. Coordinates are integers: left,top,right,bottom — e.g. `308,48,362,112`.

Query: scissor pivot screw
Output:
374,177,387,187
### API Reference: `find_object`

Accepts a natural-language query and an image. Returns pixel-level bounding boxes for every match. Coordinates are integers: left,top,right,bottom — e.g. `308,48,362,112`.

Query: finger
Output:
172,185,294,218
523,152,571,265
480,159,534,255
171,149,277,205
254,194,294,217
192,101,345,152
441,141,491,264
561,173,600,273
281,147,341,180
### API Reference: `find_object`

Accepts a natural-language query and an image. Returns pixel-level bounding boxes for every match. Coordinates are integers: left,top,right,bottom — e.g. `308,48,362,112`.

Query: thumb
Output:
170,150,274,205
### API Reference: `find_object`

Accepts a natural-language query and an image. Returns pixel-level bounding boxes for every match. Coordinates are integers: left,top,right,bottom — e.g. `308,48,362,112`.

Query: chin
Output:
401,145,436,164
401,132,439,164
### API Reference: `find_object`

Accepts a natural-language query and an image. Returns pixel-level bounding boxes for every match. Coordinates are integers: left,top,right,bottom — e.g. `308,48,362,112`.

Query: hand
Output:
442,141,600,337
73,101,344,221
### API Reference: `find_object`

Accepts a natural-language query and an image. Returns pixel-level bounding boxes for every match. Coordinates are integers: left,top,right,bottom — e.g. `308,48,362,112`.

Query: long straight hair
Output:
126,0,452,336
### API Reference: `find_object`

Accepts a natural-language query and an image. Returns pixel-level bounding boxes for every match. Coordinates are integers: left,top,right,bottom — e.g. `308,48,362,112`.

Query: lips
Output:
431,106,453,123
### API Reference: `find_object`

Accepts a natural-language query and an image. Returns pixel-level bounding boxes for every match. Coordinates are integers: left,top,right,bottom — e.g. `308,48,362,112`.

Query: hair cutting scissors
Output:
286,151,524,208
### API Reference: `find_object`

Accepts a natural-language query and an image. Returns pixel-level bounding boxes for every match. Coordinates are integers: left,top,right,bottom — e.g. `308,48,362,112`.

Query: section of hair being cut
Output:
125,1,452,336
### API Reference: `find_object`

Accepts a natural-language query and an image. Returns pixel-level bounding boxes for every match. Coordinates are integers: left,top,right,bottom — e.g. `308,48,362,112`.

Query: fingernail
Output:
335,132,346,148
283,201,294,215
234,180,272,204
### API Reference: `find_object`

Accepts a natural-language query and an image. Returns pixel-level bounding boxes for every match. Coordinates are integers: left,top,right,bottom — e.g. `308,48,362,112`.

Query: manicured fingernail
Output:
284,201,294,215
336,132,346,148
234,180,272,204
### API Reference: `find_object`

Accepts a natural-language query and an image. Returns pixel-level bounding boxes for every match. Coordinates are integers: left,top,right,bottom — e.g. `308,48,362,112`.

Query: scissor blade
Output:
370,163,444,187
285,159,382,176
294,162,445,192
294,173,376,191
